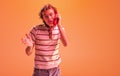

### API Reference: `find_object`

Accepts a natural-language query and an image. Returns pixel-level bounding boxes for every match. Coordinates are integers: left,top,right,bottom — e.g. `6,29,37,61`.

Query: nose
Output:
48,16,53,20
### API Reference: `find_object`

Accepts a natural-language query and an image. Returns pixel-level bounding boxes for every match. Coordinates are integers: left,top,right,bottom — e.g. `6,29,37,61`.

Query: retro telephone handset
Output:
53,15,59,26
48,15,59,39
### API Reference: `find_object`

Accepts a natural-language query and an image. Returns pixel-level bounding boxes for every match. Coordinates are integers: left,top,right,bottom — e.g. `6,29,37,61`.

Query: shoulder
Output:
31,24,47,31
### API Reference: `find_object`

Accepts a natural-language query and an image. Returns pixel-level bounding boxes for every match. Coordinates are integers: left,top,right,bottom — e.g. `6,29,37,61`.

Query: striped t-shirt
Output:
29,24,61,69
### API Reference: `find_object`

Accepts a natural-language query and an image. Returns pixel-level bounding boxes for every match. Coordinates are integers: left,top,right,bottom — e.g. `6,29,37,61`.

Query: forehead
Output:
42,9,55,16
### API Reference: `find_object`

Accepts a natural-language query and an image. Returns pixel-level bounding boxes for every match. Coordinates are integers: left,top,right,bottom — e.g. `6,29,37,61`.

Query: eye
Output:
49,13,53,16
44,15,48,18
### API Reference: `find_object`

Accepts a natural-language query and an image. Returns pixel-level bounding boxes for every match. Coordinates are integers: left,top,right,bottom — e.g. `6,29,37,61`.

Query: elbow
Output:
63,41,68,47
64,44,68,47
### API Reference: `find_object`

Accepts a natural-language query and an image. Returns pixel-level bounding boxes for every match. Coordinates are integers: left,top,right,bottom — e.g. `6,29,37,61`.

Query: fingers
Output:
56,14,61,25
21,34,28,43
21,37,27,44
21,34,32,45
56,14,61,20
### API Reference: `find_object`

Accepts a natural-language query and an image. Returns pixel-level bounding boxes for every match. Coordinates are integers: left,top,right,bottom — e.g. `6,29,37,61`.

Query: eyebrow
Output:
43,12,53,16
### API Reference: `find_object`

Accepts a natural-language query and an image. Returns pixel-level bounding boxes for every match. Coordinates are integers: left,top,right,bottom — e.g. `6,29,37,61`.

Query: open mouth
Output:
48,20,53,24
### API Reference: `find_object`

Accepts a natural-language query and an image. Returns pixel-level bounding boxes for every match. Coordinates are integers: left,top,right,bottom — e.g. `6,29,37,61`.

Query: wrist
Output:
57,24,62,28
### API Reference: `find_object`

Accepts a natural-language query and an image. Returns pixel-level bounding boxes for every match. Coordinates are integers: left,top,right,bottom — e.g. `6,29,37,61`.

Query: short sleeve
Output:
29,27,36,44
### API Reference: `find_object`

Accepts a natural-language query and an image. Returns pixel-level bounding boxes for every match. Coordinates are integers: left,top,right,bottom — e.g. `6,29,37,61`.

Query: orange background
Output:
0,0,120,76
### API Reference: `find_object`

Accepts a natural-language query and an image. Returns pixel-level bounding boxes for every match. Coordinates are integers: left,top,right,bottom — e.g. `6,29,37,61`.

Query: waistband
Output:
34,66,59,71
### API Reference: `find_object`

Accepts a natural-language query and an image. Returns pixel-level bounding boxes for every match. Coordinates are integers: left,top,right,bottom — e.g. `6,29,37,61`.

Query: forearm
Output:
25,46,33,56
58,24,68,46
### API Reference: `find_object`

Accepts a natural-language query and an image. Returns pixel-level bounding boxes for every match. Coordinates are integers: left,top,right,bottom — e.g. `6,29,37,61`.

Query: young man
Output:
22,4,68,76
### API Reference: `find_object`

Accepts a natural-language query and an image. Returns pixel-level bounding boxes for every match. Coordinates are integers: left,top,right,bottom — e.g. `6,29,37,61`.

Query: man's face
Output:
42,9,55,27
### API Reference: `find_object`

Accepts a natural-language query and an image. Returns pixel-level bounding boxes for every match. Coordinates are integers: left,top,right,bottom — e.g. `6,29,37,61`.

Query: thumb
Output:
26,34,31,39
